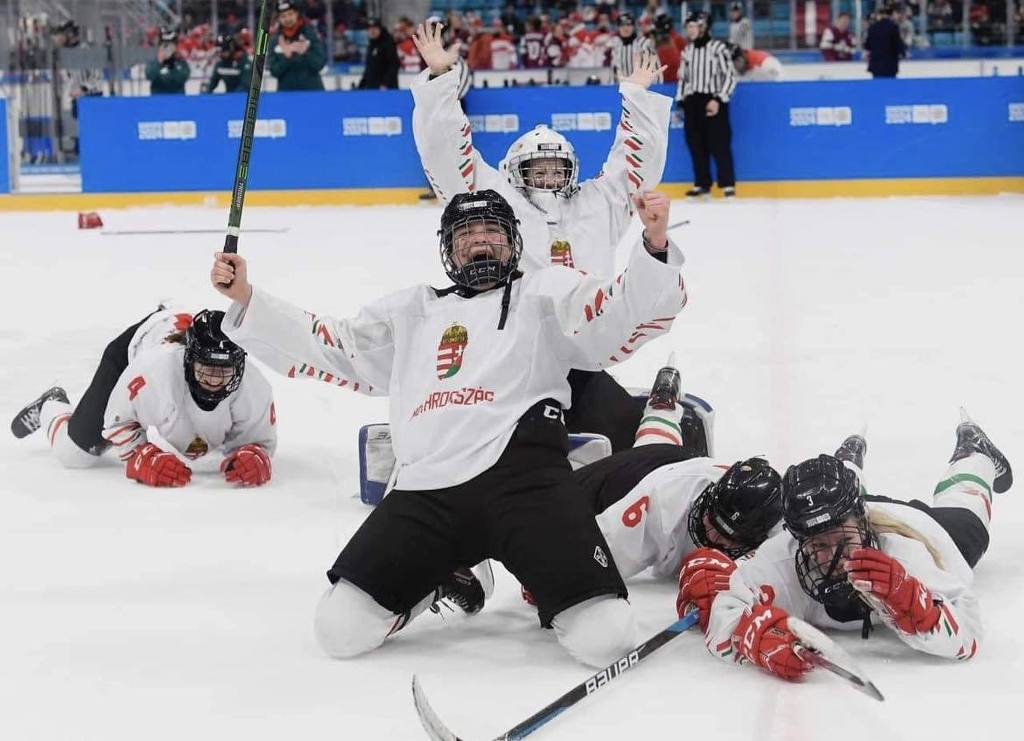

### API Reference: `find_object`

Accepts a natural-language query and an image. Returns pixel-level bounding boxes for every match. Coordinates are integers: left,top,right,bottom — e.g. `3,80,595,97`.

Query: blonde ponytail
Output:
867,509,944,569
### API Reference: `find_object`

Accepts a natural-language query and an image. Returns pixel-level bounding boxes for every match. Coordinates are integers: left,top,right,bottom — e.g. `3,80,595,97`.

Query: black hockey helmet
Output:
617,12,635,27
687,457,782,558
183,309,246,410
439,190,523,290
654,13,673,34
685,10,711,28
783,455,874,622
159,26,179,45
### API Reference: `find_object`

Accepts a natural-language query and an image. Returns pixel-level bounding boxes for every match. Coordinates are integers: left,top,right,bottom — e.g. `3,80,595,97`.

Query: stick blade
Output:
789,618,885,702
412,675,466,741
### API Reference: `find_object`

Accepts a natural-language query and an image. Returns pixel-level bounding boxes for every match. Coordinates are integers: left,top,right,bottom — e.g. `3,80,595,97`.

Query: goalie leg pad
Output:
358,423,396,505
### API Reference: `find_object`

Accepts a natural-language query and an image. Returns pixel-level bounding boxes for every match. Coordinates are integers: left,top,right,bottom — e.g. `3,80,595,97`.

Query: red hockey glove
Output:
126,443,192,488
733,591,812,681
220,444,272,487
676,547,737,630
846,548,940,634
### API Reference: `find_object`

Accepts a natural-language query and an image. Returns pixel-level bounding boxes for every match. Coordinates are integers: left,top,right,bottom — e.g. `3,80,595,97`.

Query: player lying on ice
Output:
678,415,1012,681
411,21,674,452
209,188,687,667
10,308,276,488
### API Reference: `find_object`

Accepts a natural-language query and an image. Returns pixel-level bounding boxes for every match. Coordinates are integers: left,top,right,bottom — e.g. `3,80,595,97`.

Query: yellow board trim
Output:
1,178,1022,211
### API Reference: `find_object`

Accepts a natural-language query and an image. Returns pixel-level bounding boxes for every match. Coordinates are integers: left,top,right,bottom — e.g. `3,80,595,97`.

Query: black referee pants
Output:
683,94,735,190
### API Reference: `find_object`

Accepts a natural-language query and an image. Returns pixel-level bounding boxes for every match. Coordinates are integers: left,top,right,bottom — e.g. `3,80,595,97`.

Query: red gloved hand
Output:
676,547,737,630
220,444,272,487
126,443,192,487
733,591,812,681
846,547,940,634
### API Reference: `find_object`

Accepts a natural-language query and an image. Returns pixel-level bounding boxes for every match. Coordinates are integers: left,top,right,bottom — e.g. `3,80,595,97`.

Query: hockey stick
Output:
789,618,885,702
412,611,700,741
667,219,691,231
221,0,272,282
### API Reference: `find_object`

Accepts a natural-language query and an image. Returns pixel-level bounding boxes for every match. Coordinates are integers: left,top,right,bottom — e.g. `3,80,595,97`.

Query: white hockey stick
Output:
788,617,885,702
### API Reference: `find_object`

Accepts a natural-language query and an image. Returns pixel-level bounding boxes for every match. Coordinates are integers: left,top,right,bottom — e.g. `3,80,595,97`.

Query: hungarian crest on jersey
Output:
550,239,575,268
436,324,469,380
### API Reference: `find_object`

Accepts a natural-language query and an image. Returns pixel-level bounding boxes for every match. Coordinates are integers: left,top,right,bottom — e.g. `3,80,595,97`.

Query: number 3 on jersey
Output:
127,375,146,401
621,495,650,528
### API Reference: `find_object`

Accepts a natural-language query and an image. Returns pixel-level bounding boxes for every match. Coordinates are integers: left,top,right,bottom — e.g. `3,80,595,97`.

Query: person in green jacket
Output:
268,0,326,91
204,33,253,93
146,27,191,95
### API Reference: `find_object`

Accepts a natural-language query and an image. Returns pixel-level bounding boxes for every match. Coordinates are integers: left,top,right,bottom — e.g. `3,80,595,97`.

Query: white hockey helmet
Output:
500,125,579,199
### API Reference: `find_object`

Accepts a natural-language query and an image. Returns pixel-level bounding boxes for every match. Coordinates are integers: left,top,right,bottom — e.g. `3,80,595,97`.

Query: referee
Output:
610,12,658,81
676,12,738,198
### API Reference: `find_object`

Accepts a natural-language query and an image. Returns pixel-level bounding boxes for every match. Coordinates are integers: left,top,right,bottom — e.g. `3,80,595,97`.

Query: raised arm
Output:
536,192,686,370
583,53,672,215
410,22,508,202
211,253,394,395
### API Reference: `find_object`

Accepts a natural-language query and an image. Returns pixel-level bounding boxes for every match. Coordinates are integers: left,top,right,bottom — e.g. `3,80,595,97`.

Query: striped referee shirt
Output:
676,38,737,103
610,35,660,81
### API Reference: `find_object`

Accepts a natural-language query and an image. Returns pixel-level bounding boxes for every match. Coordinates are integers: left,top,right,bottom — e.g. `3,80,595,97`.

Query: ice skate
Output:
834,431,868,470
648,352,682,411
951,408,1012,494
430,564,488,617
10,386,69,439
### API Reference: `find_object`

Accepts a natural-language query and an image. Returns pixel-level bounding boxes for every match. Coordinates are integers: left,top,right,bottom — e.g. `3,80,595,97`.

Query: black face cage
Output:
794,520,875,621
184,344,245,406
686,489,759,560
439,213,524,290
509,152,579,198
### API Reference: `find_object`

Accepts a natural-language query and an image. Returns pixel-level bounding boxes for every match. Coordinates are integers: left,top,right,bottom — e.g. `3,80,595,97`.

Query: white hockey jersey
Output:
102,343,277,464
411,68,673,277
223,237,687,491
596,457,729,580
706,500,981,662
126,309,195,362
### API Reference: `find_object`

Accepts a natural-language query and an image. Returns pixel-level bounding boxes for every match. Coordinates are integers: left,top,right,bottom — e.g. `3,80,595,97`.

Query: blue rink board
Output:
78,77,1024,193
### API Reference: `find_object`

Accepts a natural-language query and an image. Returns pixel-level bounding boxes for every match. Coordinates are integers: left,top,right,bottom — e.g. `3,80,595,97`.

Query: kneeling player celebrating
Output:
210,189,687,667
686,416,1011,682
11,309,277,488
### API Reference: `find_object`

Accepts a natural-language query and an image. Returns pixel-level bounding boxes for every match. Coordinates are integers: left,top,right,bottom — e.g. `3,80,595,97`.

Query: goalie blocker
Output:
358,391,714,505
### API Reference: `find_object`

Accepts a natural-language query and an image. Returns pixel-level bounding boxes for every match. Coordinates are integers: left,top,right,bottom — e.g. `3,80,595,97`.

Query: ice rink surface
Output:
1,195,1022,740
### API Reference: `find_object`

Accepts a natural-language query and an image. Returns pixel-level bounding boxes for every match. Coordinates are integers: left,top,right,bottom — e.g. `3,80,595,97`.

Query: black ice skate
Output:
10,386,69,439
951,408,1013,494
430,565,488,617
648,356,682,411
834,432,868,471
722,187,736,198
685,187,709,199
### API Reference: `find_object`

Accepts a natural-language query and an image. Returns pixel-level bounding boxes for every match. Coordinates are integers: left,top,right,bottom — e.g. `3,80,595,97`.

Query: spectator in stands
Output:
864,4,906,78
730,43,783,80
396,17,426,74
491,19,519,71
146,27,191,95
677,11,737,198
729,3,754,50
545,21,570,68
820,11,855,60
356,17,399,89
610,12,658,81
928,0,955,33
269,0,326,91
654,15,682,83
970,0,995,45
500,4,526,40
468,22,494,71
204,32,252,93
898,4,917,49
521,17,548,69
592,10,616,67
444,11,471,50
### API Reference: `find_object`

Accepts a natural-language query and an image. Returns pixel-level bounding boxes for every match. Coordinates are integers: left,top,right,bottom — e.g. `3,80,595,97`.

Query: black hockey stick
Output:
104,228,289,236
789,618,885,702
412,610,700,740
220,0,272,284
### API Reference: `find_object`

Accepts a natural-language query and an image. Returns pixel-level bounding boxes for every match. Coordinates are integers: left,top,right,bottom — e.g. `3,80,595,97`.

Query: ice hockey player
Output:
685,415,1011,681
11,309,277,488
558,360,782,620
410,21,674,451
209,188,687,667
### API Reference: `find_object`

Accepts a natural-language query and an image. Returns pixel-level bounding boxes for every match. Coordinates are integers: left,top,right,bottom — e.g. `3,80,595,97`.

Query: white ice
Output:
1,196,1022,741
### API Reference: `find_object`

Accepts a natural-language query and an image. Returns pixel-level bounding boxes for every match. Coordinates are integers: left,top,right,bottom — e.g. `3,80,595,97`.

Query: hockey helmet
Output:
439,190,523,290
783,455,874,622
183,309,246,410
688,457,782,558
500,125,580,199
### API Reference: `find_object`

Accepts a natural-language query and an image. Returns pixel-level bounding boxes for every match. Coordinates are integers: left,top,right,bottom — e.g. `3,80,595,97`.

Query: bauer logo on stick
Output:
436,324,468,380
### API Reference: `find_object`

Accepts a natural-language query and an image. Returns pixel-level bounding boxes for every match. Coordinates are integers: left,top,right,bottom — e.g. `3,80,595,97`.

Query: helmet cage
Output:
508,148,579,198
794,518,875,621
439,209,523,290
